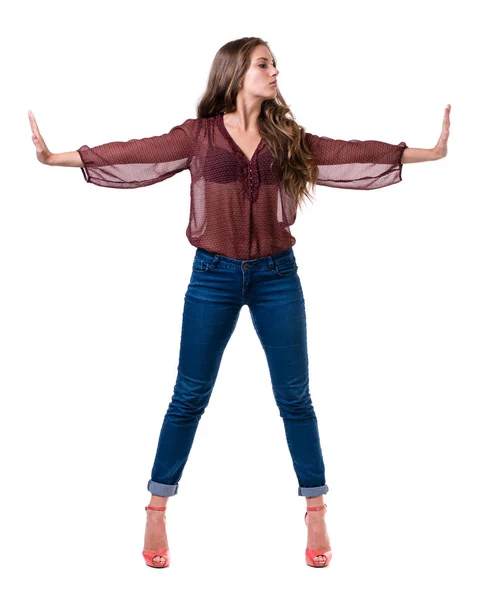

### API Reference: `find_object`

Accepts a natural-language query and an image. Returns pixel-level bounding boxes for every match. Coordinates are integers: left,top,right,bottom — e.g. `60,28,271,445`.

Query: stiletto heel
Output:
143,505,170,568
304,504,332,567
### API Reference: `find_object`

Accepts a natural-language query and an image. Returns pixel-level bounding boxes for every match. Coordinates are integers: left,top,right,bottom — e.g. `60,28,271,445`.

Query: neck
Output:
223,103,262,133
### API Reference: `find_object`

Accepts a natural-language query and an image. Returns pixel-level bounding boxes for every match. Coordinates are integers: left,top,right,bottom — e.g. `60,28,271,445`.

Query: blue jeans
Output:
147,247,329,498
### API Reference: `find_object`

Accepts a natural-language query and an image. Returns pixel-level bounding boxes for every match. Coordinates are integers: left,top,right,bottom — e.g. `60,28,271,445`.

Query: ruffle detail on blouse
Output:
249,152,261,202
216,113,264,202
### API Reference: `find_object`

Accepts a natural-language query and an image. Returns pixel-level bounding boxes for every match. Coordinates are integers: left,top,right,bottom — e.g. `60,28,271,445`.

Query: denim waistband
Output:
194,246,295,272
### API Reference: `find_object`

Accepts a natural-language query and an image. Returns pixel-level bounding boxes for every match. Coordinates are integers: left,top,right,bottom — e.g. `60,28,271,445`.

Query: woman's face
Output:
240,45,279,100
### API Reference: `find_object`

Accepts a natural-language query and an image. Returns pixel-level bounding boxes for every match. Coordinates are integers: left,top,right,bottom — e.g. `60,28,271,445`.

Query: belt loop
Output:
267,255,275,270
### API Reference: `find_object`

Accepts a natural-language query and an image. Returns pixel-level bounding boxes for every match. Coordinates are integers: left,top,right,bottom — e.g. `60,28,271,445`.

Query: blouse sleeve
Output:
304,132,408,190
77,117,198,189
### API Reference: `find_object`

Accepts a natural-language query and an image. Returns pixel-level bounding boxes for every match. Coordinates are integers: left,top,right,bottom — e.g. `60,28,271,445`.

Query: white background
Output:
2,0,478,597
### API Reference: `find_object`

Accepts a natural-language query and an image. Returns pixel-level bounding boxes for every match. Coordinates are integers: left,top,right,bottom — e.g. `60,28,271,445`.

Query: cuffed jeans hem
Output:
298,484,329,497
148,479,179,497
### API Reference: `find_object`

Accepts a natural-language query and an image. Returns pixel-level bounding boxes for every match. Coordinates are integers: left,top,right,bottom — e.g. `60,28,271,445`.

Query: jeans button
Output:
243,263,249,270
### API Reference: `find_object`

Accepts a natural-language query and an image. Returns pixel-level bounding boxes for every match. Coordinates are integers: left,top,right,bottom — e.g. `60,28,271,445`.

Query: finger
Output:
442,111,450,135
28,111,37,135
28,110,35,133
28,110,40,136
444,104,451,125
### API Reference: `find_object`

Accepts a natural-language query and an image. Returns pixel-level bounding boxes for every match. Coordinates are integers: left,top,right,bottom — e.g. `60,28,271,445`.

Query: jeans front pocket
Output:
192,256,219,272
274,257,298,277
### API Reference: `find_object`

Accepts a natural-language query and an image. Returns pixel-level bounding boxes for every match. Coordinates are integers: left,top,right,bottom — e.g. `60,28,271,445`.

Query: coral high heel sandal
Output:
143,505,170,568
304,504,332,567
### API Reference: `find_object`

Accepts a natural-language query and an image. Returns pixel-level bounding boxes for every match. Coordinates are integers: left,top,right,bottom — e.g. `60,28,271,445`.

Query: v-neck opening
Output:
217,113,264,163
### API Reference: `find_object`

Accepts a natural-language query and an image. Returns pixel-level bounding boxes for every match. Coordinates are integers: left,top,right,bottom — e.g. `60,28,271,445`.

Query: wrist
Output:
46,151,83,167
401,147,440,163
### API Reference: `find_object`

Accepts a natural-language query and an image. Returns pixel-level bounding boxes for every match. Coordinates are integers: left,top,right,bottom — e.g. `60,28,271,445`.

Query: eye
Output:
259,63,267,68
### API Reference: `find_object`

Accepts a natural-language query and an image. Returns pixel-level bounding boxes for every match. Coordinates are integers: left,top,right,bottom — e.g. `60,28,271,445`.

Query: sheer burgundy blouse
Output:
77,113,407,260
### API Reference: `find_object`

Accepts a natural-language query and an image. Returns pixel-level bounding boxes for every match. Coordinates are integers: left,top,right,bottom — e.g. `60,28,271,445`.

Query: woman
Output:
29,36,451,569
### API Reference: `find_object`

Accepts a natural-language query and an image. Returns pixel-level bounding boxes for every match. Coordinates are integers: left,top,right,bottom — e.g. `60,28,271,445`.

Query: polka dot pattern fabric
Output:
77,113,407,260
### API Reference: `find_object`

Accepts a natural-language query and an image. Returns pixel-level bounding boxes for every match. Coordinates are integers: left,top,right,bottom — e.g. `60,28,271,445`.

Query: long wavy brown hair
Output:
196,37,318,214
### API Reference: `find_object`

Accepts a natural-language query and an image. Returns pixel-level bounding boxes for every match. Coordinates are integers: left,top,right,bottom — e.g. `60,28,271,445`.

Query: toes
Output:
314,555,326,565
153,555,166,564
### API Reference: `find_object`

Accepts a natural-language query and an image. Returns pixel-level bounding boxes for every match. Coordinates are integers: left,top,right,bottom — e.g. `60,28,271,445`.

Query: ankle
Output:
149,494,169,508
306,495,325,509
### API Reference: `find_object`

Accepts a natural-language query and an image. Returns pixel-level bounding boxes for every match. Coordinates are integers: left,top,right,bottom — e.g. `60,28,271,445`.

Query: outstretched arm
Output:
305,132,408,190
75,118,198,188
305,104,451,190
29,109,199,189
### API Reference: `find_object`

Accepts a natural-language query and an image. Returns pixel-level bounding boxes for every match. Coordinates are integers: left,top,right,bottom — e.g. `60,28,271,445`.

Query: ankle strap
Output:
145,505,167,511
306,504,327,511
